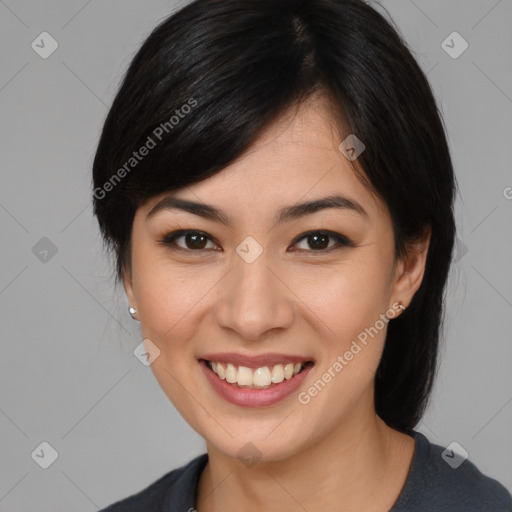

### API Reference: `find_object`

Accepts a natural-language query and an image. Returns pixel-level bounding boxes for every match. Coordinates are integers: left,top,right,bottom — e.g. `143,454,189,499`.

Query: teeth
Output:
271,364,284,383
284,363,294,380
237,366,253,386
216,362,225,380
225,363,237,383
253,367,272,387
207,361,308,388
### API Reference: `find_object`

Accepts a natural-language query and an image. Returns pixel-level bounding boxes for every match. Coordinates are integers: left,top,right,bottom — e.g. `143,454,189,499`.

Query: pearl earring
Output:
128,306,138,320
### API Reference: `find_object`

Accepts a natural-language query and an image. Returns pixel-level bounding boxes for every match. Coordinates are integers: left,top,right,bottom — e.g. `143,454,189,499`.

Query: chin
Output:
200,421,315,465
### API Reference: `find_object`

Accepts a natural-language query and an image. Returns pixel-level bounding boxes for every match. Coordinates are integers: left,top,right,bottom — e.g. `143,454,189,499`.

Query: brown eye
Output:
159,230,219,251
158,229,353,255
182,232,208,250
306,233,329,250
291,230,353,253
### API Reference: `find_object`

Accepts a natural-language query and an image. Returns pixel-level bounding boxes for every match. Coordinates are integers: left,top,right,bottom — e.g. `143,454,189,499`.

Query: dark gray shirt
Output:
99,431,512,511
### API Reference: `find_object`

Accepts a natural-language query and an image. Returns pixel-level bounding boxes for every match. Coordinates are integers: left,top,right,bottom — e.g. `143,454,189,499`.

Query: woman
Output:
92,0,512,510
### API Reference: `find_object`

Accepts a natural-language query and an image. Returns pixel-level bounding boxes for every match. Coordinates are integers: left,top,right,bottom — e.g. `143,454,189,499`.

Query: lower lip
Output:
199,359,314,407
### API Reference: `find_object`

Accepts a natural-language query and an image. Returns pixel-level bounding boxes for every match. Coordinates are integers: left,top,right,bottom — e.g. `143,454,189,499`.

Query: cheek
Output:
297,253,392,334
294,264,391,417
132,260,211,420
132,245,218,346
294,254,394,402
137,272,198,339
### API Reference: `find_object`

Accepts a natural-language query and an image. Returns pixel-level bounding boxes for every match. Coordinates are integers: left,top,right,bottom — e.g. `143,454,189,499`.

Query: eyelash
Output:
157,229,355,255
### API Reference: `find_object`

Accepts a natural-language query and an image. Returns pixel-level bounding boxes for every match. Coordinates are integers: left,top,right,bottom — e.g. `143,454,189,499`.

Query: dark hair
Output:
92,0,457,432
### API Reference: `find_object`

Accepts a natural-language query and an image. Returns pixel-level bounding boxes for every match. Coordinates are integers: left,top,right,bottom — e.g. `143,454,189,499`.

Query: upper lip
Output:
199,352,314,368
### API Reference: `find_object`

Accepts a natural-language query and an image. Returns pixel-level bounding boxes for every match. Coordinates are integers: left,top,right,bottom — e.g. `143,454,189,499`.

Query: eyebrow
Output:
146,194,369,225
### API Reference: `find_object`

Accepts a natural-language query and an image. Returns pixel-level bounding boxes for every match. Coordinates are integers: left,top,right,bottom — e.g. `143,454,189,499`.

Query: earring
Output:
128,306,138,320
398,302,407,311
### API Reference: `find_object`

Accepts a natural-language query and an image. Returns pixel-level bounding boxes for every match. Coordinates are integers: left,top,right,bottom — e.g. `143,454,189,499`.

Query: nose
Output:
213,249,294,341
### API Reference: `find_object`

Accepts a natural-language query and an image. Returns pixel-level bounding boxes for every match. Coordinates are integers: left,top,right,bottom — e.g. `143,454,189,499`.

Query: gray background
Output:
0,0,511,510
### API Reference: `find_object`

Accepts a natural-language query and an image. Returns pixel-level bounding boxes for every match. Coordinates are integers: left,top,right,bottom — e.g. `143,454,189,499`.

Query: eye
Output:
290,230,354,253
158,229,220,252
158,229,353,254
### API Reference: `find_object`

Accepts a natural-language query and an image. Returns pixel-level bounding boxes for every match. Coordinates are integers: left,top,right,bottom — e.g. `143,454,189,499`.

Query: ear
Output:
390,226,431,309
123,267,137,310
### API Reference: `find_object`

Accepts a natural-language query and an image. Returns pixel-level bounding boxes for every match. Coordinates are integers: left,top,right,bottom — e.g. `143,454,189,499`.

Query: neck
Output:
196,400,415,512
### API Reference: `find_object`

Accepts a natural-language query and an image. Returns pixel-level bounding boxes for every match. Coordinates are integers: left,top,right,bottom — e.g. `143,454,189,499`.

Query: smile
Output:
199,357,315,407
205,360,313,389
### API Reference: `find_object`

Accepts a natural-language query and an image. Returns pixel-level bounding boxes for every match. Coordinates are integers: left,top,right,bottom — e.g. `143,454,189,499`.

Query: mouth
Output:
199,358,315,389
199,357,315,407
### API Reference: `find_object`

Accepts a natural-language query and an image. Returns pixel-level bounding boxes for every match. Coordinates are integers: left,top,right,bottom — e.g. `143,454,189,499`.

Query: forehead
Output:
140,97,387,223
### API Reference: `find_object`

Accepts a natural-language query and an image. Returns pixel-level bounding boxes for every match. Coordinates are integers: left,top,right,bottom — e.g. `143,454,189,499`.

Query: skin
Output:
123,94,431,512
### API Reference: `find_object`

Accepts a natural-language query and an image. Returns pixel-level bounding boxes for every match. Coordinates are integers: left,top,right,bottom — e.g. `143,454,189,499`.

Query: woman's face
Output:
123,97,429,462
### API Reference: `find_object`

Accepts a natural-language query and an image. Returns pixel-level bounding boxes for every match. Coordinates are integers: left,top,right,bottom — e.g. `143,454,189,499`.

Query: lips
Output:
198,352,315,407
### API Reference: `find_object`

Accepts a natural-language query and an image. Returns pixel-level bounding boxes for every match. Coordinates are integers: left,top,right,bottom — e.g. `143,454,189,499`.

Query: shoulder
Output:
393,431,512,512
98,453,208,512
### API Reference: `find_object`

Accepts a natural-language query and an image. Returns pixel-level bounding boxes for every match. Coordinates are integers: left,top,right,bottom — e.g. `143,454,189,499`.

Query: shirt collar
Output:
164,452,209,511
